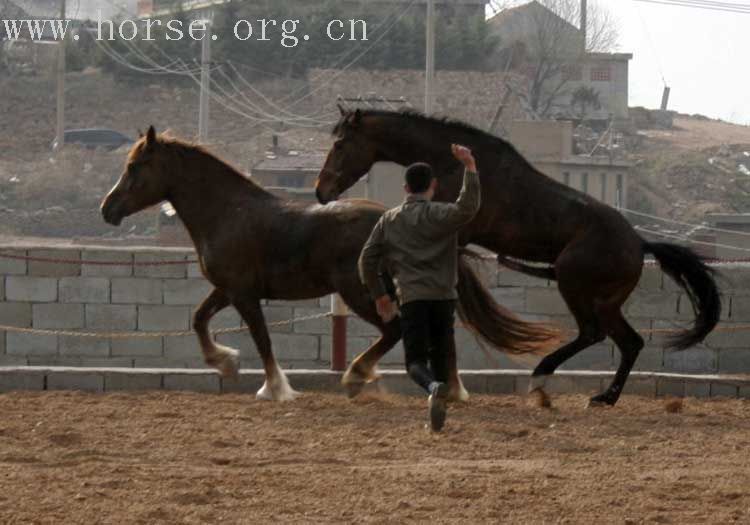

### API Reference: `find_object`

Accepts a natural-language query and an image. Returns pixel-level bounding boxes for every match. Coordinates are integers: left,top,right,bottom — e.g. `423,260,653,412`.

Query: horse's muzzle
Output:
101,199,124,226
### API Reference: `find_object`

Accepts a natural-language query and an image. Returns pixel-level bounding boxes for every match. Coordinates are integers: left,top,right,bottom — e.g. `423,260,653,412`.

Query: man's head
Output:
404,162,437,198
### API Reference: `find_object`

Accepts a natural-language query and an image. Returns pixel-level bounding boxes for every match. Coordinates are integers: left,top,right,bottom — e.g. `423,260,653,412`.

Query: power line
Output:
620,207,750,238
636,226,750,253
633,0,750,13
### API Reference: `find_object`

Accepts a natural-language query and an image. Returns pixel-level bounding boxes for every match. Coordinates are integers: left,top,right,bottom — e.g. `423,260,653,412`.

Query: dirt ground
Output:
0,391,749,524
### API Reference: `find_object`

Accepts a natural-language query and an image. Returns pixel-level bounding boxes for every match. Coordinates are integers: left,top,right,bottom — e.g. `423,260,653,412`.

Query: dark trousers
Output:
400,300,456,394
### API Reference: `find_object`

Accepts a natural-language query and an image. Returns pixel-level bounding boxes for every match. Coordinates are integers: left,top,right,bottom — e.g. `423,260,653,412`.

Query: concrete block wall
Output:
0,245,748,376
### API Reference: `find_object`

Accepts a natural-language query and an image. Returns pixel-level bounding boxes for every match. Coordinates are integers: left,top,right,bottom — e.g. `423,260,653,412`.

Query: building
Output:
250,150,327,200
508,120,630,208
704,214,750,260
488,1,632,122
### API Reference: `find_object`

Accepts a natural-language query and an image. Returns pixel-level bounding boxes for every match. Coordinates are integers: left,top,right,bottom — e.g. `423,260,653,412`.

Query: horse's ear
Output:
337,103,347,117
137,129,144,139
145,126,157,147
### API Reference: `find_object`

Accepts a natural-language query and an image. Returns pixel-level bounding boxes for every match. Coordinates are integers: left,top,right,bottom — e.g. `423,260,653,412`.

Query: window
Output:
581,173,589,194
600,173,607,202
590,66,611,82
563,172,570,186
616,174,624,208
562,64,583,82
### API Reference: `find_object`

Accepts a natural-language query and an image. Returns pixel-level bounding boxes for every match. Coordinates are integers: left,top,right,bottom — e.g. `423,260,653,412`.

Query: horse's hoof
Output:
343,380,365,399
256,381,301,402
587,395,614,409
448,385,470,403
530,388,552,409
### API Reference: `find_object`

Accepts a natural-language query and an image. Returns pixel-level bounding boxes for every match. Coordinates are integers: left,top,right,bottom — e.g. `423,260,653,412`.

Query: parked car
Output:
51,129,134,152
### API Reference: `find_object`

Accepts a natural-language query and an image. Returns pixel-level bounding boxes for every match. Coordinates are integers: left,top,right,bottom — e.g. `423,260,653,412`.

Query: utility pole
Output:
55,0,66,151
425,0,436,114
198,20,212,143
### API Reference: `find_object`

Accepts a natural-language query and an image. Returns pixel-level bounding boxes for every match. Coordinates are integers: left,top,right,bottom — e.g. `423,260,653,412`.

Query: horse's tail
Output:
642,241,721,350
457,249,561,355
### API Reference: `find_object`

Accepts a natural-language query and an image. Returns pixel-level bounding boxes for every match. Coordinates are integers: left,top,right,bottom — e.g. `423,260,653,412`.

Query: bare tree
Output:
494,0,619,117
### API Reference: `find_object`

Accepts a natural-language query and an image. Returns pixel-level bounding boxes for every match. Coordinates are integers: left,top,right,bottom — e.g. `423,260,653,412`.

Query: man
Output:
358,145,481,432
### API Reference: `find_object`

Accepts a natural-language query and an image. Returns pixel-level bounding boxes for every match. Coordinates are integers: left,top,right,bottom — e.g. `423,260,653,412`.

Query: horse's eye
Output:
334,140,343,150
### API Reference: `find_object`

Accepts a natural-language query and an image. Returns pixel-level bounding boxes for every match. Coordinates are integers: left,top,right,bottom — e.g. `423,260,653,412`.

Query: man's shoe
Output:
428,382,449,432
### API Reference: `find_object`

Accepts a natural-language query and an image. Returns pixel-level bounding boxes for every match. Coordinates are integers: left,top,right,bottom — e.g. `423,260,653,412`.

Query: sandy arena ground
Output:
0,390,749,524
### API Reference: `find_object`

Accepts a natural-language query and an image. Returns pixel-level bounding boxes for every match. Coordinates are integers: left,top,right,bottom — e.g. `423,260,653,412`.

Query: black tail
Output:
643,241,721,350
457,250,560,355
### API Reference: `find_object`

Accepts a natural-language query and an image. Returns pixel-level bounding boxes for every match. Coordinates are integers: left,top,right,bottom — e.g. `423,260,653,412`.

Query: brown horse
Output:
315,108,721,407
100,127,557,401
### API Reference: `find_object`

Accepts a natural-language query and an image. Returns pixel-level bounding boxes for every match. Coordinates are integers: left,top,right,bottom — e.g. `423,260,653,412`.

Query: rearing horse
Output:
315,108,721,407
101,127,558,401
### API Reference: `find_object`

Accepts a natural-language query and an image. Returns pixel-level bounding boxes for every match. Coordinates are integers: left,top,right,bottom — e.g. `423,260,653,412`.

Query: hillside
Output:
629,116,750,224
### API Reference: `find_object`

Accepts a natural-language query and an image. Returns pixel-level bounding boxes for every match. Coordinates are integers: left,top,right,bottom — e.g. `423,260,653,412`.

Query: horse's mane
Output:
133,134,270,194
333,109,532,169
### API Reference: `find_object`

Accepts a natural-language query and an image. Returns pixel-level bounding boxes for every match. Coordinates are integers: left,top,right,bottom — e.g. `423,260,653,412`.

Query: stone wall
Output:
0,245,747,375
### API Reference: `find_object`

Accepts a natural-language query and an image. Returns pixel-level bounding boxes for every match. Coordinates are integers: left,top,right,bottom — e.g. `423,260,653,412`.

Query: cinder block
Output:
490,287,525,312
138,305,190,332
739,385,750,399
262,306,295,334
58,335,110,357
59,277,110,304
215,331,253,352
164,336,202,361
111,337,163,357
633,347,663,371
163,373,220,393
6,276,57,302
684,381,711,398
320,334,375,366
270,333,320,361
347,316,379,337
0,372,44,392
6,332,58,356
221,373,265,394
187,262,203,279
525,288,568,315
105,372,162,391
622,376,657,397
206,308,242,329
663,347,717,373
267,298,320,308
26,356,131,367
134,253,188,278
27,249,80,277
636,266,663,292
111,278,162,305
656,377,684,397
628,292,679,318
559,344,614,371
0,303,32,327
485,373,516,394
81,250,133,277
710,382,738,398
705,324,750,349
289,371,343,392
163,279,213,306
85,304,137,331
47,372,104,392
724,267,750,294
0,250,27,275
717,349,750,374
0,276,5,301
730,296,750,321
32,303,84,329
497,267,549,288
133,357,206,369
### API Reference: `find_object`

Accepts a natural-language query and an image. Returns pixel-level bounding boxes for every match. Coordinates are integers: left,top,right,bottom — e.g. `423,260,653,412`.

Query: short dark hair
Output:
405,163,434,193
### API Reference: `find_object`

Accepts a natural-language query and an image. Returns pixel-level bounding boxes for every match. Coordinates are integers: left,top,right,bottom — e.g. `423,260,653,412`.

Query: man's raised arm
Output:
427,144,481,230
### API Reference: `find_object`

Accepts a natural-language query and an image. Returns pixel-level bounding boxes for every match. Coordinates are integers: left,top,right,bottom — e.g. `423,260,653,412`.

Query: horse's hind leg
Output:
194,289,239,378
589,311,644,407
232,295,299,402
333,278,401,398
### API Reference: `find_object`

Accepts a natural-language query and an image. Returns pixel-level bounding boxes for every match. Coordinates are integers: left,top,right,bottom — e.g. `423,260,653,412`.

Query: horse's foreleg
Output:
194,289,239,378
342,320,400,398
233,296,299,402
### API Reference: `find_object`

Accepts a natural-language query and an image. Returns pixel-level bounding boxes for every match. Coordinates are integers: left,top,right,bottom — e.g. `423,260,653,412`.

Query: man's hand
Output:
375,295,398,323
452,144,477,173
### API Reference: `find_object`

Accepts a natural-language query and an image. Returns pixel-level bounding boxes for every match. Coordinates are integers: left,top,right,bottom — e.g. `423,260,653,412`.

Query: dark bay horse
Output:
100,127,558,401
315,108,721,407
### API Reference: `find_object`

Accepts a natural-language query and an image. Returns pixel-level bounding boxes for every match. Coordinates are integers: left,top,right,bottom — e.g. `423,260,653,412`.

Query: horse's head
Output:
315,106,379,204
101,126,172,226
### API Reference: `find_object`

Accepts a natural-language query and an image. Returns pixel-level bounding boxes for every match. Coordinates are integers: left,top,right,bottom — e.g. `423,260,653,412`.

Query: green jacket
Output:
359,169,481,305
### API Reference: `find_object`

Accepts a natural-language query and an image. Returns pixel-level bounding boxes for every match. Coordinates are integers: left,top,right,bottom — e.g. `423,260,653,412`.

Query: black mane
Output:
333,109,517,151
